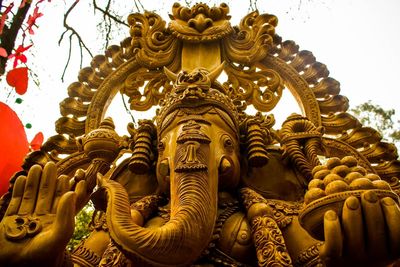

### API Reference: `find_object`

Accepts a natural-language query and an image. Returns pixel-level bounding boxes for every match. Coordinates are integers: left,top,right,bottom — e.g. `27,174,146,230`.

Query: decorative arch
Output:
22,4,399,187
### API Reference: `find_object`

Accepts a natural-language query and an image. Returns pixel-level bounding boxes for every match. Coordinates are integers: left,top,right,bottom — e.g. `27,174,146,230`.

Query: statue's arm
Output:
70,211,111,267
0,162,86,267
242,186,400,267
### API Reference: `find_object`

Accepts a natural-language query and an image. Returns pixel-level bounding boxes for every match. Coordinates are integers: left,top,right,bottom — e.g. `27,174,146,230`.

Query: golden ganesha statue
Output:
1,3,400,267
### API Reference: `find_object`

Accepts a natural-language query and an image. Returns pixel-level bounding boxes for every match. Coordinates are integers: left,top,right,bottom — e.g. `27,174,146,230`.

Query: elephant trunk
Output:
100,137,218,266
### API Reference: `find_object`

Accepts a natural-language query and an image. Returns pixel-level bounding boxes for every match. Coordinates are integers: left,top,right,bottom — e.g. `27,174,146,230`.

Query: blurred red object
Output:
6,67,29,95
0,102,29,196
30,132,43,151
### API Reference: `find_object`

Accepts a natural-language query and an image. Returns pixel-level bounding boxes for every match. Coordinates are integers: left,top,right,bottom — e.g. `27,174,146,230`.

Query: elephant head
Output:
100,66,241,266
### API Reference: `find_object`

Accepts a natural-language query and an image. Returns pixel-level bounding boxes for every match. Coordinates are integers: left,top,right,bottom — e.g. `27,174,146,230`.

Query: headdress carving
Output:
157,64,240,136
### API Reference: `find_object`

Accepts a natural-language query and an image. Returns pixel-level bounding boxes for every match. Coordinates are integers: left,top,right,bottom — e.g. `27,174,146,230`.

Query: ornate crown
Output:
156,64,240,135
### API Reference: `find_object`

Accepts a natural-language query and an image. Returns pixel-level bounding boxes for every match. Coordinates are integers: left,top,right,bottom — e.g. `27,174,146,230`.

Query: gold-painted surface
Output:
2,3,400,267
181,42,221,72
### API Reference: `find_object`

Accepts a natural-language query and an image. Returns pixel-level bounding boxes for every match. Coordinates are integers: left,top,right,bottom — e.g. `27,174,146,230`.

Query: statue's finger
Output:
5,175,26,216
362,190,387,259
342,196,365,260
18,165,42,215
380,197,400,256
51,175,70,214
74,180,87,212
319,210,343,263
51,191,76,244
35,162,58,215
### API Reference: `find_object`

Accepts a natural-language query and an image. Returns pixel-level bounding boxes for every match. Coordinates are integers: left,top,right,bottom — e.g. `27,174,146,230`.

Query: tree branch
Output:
58,0,93,81
0,1,32,75
134,0,144,12
92,0,130,49
92,0,128,27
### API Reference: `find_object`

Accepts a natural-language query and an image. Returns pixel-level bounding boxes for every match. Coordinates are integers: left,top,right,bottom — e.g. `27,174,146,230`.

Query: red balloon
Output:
0,102,29,196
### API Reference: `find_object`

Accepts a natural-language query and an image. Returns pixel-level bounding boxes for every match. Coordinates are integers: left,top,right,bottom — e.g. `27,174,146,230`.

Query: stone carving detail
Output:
130,194,164,221
251,215,293,266
241,187,301,229
223,10,277,64
293,242,323,267
267,36,400,181
128,120,157,174
169,3,233,42
240,112,275,167
122,70,173,112
72,242,102,267
4,215,42,241
175,120,211,173
2,3,400,267
280,114,324,181
98,241,131,267
224,64,283,112
129,11,181,69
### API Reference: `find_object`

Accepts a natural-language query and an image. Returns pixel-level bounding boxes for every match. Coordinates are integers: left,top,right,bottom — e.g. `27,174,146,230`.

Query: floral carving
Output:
128,11,180,69
122,70,173,112
169,2,233,42
241,187,301,229
251,215,293,266
224,64,283,112
223,10,277,64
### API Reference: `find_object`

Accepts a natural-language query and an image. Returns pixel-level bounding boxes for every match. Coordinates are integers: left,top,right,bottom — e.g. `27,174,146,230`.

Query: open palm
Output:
0,162,84,267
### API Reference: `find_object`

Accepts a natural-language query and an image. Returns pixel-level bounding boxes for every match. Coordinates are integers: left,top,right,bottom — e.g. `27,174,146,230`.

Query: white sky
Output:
1,0,399,141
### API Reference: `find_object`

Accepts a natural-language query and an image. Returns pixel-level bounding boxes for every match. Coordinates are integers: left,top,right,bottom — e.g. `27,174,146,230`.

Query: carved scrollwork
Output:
223,10,277,65
130,195,164,221
293,242,323,267
169,2,233,42
128,11,181,69
374,160,400,181
251,215,293,267
321,112,361,135
23,37,134,167
239,188,300,266
224,64,283,112
241,187,301,229
99,242,132,267
122,70,173,111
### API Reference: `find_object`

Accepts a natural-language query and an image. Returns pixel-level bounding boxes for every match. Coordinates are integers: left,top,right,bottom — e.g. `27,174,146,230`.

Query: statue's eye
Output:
222,134,234,151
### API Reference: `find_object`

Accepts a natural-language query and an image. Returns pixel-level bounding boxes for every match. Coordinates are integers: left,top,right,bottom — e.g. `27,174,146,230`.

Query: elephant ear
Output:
242,148,305,202
113,158,158,201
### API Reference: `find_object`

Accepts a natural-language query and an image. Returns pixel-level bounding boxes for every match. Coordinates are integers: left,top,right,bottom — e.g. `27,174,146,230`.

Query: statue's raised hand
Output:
0,162,85,267
320,190,400,266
